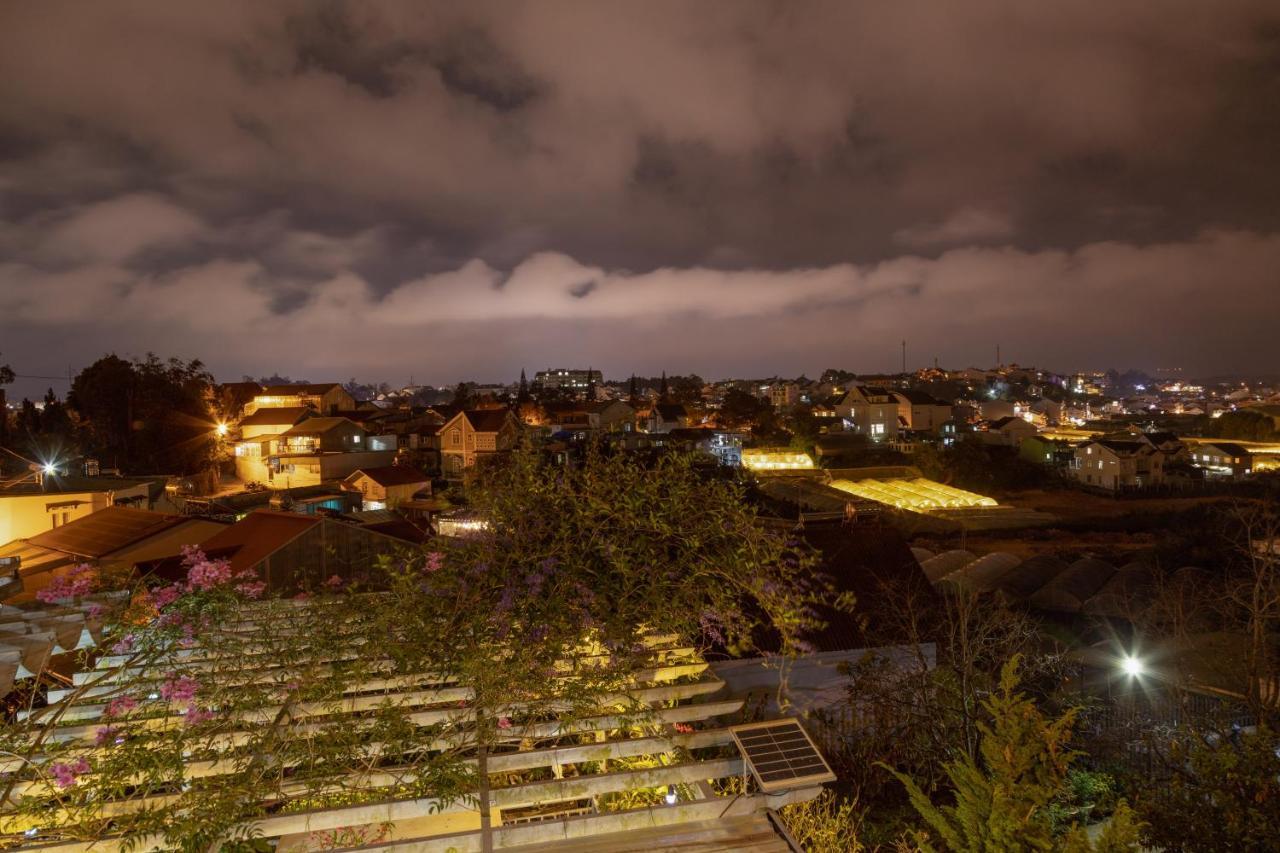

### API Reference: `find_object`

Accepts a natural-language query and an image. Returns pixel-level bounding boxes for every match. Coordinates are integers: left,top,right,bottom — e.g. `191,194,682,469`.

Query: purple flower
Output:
424,552,445,573
93,726,119,747
103,695,137,718
110,634,136,655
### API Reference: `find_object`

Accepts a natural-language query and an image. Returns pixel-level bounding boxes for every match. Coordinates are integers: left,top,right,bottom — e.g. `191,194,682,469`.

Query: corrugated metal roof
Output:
26,507,190,559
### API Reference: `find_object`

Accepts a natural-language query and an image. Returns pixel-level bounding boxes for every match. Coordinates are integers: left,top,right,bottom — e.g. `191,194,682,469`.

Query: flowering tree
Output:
0,444,840,848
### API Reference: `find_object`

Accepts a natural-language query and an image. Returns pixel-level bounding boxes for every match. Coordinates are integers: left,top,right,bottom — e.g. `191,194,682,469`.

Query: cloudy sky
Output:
2,1,1279,395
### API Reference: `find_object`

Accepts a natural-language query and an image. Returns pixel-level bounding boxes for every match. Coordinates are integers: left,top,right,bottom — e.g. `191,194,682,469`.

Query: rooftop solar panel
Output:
730,718,835,793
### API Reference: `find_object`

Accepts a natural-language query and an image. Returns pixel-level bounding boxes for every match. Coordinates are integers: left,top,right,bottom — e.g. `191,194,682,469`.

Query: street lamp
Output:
1120,655,1144,678
215,422,229,437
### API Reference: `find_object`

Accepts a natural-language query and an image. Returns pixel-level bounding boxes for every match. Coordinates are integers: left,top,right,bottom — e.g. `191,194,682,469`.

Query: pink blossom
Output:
48,757,90,789
424,551,445,573
235,580,266,599
160,675,199,704
150,583,183,609
36,563,99,603
109,634,136,655
187,557,234,591
324,574,344,589
103,695,137,718
497,717,512,730
93,726,119,747
183,705,215,726
673,722,694,734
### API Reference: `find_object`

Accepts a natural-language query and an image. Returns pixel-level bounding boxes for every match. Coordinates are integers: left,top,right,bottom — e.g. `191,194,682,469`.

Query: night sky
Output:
3,1,1279,396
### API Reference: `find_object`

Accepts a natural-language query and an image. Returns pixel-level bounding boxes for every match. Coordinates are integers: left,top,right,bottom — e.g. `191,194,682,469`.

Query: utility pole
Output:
901,340,907,375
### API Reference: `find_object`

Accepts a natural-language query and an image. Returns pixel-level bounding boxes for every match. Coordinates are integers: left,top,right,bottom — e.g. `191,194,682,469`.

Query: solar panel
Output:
730,718,836,793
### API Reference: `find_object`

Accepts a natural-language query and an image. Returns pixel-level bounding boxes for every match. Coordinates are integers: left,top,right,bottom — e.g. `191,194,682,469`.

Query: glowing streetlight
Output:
42,463,57,476
1120,655,1144,678
216,422,229,437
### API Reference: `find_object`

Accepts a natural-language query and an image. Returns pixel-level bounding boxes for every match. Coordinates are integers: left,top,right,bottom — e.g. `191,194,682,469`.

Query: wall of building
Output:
0,491,112,544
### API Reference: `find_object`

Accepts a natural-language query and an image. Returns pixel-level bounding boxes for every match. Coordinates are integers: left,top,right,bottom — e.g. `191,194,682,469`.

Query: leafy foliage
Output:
1,443,838,847
777,790,865,853
1133,726,1280,852
886,656,1143,853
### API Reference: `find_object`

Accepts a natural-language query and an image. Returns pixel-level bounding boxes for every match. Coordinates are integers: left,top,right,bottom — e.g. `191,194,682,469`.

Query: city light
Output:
1119,655,1144,678
216,422,229,436
42,463,57,476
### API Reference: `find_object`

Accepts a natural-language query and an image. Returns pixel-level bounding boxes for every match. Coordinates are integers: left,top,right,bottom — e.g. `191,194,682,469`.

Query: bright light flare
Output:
1120,655,1144,678
215,422,229,436
42,463,57,476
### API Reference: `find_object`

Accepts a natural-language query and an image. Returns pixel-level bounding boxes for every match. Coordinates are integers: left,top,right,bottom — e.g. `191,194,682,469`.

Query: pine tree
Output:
628,374,638,401
517,369,530,404
585,366,596,401
886,656,1143,852
659,371,669,401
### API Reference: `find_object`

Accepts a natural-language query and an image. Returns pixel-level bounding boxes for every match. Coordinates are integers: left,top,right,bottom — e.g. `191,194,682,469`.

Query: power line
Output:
12,374,71,382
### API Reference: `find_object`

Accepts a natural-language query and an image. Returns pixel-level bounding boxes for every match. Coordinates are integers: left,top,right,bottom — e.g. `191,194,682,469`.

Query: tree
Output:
719,388,768,429
1208,410,1279,442
69,354,218,475
0,354,12,450
452,381,473,408
628,374,639,401
517,369,530,404
659,371,669,400
887,657,1144,852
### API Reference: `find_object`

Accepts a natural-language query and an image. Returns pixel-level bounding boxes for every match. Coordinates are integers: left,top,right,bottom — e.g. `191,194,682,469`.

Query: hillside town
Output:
3,1,1280,849
0,353,1277,850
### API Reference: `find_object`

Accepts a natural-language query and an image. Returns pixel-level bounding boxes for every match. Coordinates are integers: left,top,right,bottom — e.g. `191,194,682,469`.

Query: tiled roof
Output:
346,466,430,488
260,383,343,396
282,417,361,436
238,407,311,427
463,409,514,432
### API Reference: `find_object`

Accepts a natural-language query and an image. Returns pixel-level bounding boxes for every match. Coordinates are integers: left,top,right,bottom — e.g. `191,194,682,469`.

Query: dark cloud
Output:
1,0,1279,393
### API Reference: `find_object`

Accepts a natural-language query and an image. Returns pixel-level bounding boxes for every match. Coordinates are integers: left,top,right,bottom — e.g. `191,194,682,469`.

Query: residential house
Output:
1071,439,1165,490
769,383,800,409
236,406,310,440
1019,435,1074,467
1191,442,1255,478
235,417,397,487
836,386,900,441
982,415,1038,447
0,506,225,603
342,466,431,510
0,476,161,544
546,400,636,437
1135,431,1188,465
439,409,520,478
645,402,694,434
893,389,953,434
244,383,356,416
